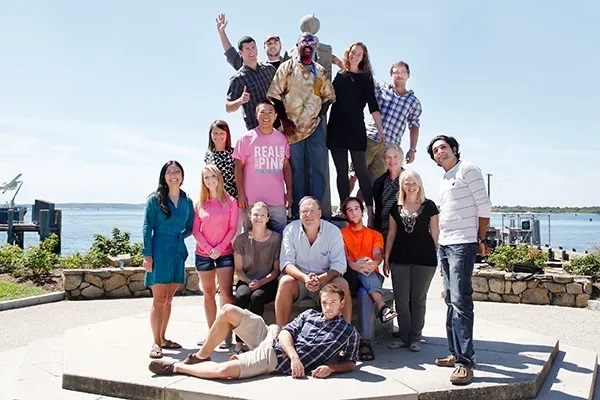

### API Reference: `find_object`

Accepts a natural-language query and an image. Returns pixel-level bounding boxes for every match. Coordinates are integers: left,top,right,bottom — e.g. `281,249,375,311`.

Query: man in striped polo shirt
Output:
426,135,491,385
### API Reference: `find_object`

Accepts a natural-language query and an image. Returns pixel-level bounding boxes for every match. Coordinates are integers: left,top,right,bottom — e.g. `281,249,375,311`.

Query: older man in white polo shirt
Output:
274,196,351,326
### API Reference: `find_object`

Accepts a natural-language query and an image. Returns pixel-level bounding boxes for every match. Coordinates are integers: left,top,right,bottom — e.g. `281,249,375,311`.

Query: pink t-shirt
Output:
192,196,239,257
232,128,290,206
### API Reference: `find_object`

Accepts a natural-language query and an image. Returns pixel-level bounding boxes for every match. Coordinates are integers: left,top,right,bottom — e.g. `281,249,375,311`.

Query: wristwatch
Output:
409,147,417,153
477,237,485,244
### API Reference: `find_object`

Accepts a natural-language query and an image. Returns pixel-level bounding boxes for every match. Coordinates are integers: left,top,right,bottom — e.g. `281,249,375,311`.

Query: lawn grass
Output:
0,280,47,301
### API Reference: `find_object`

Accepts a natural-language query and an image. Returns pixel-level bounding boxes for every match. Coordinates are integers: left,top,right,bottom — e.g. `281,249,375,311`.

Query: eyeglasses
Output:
300,209,320,216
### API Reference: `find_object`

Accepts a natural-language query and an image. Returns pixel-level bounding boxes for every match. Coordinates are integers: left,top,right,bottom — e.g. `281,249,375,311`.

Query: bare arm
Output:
429,214,439,249
260,257,280,285
234,252,250,283
283,157,293,210
234,159,248,210
406,126,420,163
383,216,398,277
317,269,341,285
278,330,305,378
283,263,310,283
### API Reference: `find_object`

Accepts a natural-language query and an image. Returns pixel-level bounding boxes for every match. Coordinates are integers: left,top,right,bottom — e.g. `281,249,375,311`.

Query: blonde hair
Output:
383,143,405,162
398,170,426,206
197,165,227,212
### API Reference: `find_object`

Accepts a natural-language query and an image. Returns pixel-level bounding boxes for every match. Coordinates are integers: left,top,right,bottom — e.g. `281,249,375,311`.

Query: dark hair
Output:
156,160,185,218
207,120,232,151
320,283,345,301
390,61,410,75
426,135,461,162
255,99,276,112
237,36,255,51
340,196,364,218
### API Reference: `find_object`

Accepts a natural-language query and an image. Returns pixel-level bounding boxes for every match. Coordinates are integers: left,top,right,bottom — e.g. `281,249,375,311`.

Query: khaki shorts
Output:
232,310,280,378
295,280,326,305
365,139,387,181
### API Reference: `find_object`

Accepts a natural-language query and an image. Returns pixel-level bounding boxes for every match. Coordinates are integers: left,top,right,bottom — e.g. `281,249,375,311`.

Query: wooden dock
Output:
0,208,62,253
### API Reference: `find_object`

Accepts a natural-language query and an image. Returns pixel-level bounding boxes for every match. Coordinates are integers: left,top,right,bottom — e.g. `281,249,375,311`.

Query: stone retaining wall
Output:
63,266,200,300
472,269,593,307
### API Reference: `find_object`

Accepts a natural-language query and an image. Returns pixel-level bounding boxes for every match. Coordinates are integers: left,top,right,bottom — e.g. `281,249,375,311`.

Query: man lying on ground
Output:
149,283,360,380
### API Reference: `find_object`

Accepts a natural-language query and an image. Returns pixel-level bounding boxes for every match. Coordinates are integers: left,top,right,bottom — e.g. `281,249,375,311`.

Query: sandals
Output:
161,339,182,349
377,304,398,323
149,344,163,359
359,340,375,361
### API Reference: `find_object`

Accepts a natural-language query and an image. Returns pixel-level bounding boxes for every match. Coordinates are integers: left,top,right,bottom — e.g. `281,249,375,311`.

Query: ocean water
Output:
1,206,599,255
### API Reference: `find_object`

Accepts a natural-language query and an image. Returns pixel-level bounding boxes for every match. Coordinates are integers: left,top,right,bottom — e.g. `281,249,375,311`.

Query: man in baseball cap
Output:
215,13,289,70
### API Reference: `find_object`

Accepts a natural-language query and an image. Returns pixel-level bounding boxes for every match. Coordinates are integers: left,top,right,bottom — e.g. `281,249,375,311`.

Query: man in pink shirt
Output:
233,100,293,234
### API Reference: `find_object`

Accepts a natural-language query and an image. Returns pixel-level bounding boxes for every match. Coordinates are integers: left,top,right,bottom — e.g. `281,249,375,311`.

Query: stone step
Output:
61,304,564,400
0,346,27,400
535,344,598,400
12,335,125,399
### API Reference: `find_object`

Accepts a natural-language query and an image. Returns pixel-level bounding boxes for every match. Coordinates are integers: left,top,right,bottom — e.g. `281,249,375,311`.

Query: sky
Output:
0,1,598,207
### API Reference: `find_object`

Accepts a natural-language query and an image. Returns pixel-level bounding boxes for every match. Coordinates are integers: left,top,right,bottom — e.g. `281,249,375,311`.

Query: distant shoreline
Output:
10,203,600,214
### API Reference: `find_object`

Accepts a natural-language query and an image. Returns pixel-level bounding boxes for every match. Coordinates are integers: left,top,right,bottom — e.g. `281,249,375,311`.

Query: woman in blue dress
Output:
142,160,194,359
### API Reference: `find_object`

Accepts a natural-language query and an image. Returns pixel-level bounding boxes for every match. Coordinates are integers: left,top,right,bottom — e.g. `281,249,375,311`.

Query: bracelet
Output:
409,147,417,153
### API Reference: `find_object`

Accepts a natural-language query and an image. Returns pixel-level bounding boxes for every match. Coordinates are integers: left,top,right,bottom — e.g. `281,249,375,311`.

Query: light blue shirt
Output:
280,219,347,276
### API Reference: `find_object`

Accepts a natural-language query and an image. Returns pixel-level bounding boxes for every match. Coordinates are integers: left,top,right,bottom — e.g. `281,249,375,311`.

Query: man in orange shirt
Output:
340,197,396,362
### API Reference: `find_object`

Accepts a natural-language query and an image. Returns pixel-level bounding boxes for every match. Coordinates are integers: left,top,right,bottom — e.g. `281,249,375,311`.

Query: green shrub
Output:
487,244,548,271
563,252,600,282
59,228,143,269
20,234,59,277
0,244,24,273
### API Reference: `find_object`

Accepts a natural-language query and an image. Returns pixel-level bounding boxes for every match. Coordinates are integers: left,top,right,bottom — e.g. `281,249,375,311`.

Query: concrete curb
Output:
588,299,600,311
0,291,66,311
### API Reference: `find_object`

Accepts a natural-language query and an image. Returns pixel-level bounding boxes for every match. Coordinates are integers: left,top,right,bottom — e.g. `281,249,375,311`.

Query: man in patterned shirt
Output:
267,32,336,217
365,61,422,180
149,283,360,380
226,36,277,130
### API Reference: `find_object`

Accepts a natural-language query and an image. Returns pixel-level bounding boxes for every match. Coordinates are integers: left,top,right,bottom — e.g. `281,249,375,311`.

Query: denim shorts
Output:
194,253,234,272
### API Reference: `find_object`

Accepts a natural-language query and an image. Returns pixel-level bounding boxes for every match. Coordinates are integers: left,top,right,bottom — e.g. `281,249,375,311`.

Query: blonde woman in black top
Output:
384,170,439,352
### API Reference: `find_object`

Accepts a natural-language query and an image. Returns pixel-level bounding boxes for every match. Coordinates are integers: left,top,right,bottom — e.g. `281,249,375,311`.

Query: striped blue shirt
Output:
273,309,360,374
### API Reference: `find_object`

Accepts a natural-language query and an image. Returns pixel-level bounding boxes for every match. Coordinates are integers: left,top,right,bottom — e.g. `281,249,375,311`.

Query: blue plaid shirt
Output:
273,309,360,374
366,82,422,145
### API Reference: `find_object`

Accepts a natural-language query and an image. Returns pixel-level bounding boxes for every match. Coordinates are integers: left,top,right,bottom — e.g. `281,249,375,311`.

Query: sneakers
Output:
434,354,456,367
149,360,175,375
450,365,474,385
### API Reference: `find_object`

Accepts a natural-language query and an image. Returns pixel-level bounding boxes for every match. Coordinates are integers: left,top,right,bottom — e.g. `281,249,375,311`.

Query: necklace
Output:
400,204,424,234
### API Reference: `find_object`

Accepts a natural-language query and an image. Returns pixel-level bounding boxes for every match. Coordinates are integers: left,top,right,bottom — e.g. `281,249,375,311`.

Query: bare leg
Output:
198,271,218,328
159,283,180,344
196,304,246,359
216,267,235,306
174,359,242,379
331,277,352,323
274,275,299,327
369,291,386,310
150,284,170,347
